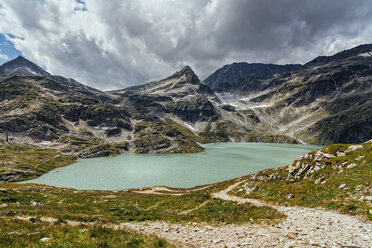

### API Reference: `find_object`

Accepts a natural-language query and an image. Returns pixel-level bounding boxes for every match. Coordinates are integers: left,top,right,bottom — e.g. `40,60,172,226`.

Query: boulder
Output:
287,161,312,179
346,163,356,169
315,176,325,184
347,144,363,151
339,184,347,189
336,151,346,157
286,193,294,199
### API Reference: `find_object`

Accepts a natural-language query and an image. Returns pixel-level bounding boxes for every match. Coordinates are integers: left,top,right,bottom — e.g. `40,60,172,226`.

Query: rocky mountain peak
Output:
169,65,200,85
0,55,50,76
204,62,301,93
305,43,372,66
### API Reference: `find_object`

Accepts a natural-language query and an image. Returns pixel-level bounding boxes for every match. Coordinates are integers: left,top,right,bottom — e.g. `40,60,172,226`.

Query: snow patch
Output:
94,126,110,130
25,67,37,75
249,104,271,109
66,120,76,128
40,141,51,145
358,52,372,57
184,122,196,131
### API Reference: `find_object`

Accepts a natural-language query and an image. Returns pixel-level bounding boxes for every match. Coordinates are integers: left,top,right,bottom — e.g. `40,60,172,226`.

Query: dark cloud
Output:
0,0,371,90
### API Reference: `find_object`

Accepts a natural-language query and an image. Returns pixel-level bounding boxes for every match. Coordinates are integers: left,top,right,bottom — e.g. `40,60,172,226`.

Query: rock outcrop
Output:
1,43,372,157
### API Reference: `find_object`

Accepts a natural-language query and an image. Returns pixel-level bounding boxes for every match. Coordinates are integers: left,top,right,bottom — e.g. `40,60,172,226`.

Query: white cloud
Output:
0,0,371,90
0,52,8,60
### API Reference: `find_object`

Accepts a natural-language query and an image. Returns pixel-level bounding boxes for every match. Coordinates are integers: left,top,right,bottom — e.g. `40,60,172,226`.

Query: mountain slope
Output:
204,62,301,93
0,43,371,157
0,56,50,76
110,66,296,144
110,65,219,123
305,43,372,66
241,44,372,145
232,140,372,220
0,62,208,156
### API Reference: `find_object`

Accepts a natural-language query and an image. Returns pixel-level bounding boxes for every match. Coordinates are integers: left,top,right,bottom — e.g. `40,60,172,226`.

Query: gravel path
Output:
14,182,372,247
123,182,372,248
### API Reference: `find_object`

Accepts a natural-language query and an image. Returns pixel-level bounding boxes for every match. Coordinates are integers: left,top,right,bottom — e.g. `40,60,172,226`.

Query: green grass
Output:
0,217,173,248
0,143,76,182
0,184,283,225
232,143,372,220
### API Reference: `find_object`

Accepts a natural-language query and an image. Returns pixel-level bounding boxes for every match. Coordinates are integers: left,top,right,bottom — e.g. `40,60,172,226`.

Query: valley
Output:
0,140,371,247
1,44,371,163
0,43,371,247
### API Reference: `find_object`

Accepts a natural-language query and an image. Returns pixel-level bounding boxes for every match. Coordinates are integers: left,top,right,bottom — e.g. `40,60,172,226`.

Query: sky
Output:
0,0,371,90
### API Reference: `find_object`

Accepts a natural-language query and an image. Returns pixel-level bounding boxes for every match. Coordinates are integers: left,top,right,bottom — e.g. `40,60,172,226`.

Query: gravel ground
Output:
123,182,372,248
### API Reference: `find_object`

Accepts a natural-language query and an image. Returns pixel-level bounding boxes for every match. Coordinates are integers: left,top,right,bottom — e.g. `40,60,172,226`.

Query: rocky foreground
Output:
124,181,372,248
5,181,370,248
0,141,371,247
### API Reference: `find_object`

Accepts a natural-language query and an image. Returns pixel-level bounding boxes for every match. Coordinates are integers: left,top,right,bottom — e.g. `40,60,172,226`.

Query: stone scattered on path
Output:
40,237,50,242
123,181,372,248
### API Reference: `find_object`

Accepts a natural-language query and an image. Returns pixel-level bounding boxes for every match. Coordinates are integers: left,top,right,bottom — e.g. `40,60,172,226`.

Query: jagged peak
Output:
0,55,50,75
167,65,200,84
14,55,27,61
5,55,34,65
179,65,193,73
305,43,372,66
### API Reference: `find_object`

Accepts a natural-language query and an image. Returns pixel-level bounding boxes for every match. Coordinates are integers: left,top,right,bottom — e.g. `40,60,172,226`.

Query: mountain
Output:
0,43,371,158
0,56,50,76
305,43,372,66
204,62,301,93
217,43,372,145
0,63,216,156
111,65,219,123
109,65,295,145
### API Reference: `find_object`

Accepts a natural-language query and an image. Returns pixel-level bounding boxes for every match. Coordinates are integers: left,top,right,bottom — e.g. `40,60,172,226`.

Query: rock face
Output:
204,62,301,93
1,43,372,157
0,64,210,156
0,56,50,76
209,43,372,145
165,95,218,123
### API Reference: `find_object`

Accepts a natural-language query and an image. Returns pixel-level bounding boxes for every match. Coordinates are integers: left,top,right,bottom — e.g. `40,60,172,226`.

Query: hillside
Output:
0,43,371,161
204,62,301,93
232,140,372,219
0,140,370,247
211,43,372,145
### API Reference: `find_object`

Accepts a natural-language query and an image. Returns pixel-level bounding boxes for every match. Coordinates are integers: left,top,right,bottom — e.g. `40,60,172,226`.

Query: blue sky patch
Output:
0,33,22,65
75,0,87,12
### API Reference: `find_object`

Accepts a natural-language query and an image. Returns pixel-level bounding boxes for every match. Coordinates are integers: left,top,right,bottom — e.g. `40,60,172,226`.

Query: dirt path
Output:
212,182,267,207
133,185,212,195
125,182,372,248
134,186,184,196
13,182,372,247
178,200,211,215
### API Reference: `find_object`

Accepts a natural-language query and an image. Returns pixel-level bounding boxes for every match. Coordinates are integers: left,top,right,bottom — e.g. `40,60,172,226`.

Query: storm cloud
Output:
0,0,371,90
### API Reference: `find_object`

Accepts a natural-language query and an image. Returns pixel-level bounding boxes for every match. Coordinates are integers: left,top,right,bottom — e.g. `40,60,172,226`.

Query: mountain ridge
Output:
0,43,371,158
204,62,302,93
0,55,50,76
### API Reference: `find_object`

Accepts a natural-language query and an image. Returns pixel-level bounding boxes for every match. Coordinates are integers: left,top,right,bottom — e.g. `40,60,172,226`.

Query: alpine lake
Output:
24,142,320,190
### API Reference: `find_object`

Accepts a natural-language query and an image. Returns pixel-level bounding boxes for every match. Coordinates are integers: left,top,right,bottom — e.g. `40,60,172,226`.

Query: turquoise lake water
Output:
24,143,319,190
